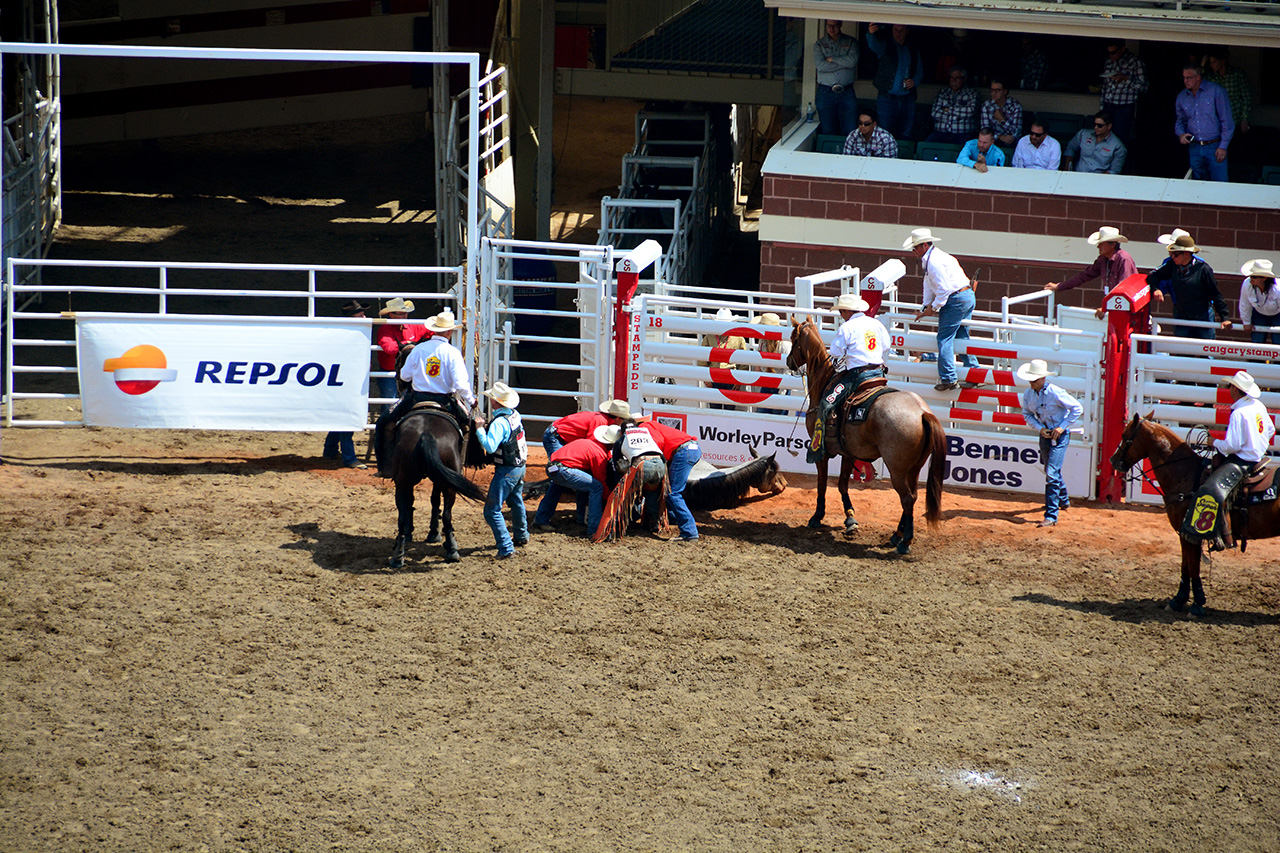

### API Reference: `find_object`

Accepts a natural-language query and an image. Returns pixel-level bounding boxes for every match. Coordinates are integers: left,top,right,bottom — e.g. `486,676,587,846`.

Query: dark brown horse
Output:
1110,413,1280,616
787,316,945,553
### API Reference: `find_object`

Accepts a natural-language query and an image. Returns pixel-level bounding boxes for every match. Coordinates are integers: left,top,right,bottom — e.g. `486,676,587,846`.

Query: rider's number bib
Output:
1190,494,1219,533
623,427,662,460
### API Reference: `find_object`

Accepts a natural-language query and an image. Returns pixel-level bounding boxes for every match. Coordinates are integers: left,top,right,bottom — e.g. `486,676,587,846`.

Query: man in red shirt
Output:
635,417,702,542
533,425,620,534
373,297,429,413
535,399,632,528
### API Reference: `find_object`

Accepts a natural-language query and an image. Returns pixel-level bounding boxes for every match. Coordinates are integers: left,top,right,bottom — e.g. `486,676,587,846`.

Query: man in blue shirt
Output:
1175,63,1233,182
473,382,529,559
866,23,924,142
1018,359,1083,528
957,128,1005,172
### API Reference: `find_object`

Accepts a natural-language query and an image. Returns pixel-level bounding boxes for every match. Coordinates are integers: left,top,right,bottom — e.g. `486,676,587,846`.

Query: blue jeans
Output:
1250,314,1280,345
1188,143,1228,182
876,94,916,141
1173,307,1216,340
375,375,398,415
539,427,569,518
1040,432,1070,523
536,463,602,532
816,84,857,137
936,288,979,383
664,442,702,540
322,432,357,465
485,464,528,556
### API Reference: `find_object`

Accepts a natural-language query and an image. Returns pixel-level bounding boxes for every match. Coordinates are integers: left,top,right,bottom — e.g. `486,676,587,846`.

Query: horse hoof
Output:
426,534,442,545
1189,604,1207,617
843,518,859,532
888,532,902,547
895,540,910,555
389,555,404,569
806,517,824,530
445,551,461,564
1167,598,1187,613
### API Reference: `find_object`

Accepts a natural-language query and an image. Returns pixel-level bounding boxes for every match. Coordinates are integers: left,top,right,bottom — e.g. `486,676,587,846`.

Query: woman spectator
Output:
1239,259,1280,346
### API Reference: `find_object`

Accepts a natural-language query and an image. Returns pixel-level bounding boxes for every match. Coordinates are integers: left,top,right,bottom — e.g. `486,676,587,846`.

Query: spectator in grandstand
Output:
754,312,791,416
537,399,631,528
374,296,428,414
533,425,619,536
843,110,898,157
1011,122,1061,170
926,66,978,144
702,307,747,409
1175,63,1233,183
957,128,1004,172
1063,112,1127,175
473,382,528,560
980,78,1022,147
905,228,979,392
1146,233,1232,339
866,23,925,142
1239,259,1280,346
1203,47,1252,139
1018,359,1082,529
322,299,370,469
1043,226,1137,318
814,20,859,137
1019,37,1048,91
1099,39,1147,147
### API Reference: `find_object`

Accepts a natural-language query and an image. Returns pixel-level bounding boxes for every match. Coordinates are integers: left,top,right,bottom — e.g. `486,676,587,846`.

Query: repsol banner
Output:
76,317,370,430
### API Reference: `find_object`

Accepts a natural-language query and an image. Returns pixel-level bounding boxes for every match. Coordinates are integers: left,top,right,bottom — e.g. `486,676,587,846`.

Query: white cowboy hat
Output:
379,297,415,316
1157,228,1191,246
599,399,632,419
902,228,939,249
1016,359,1056,382
593,424,623,444
832,293,870,313
1241,258,1275,278
425,309,459,332
1166,234,1201,255
714,307,735,322
1087,226,1128,245
1222,370,1261,399
753,312,783,326
484,381,519,409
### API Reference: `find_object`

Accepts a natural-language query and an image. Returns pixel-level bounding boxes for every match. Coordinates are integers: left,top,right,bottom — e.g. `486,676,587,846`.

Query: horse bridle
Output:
1111,421,1204,500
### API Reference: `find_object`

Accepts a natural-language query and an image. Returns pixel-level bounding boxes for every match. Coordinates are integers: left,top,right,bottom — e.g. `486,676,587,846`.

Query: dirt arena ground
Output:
2,417,1279,853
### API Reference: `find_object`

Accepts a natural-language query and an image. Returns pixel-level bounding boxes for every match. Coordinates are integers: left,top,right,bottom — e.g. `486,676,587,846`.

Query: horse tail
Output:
417,431,486,501
922,411,946,529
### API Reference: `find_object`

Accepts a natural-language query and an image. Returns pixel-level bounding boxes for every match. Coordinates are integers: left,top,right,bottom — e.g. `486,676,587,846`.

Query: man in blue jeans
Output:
1018,359,1083,529
534,424,619,535
473,381,529,560
905,228,979,391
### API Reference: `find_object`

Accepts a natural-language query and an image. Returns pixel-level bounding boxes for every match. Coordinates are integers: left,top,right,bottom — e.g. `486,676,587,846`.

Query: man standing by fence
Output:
906,228,979,392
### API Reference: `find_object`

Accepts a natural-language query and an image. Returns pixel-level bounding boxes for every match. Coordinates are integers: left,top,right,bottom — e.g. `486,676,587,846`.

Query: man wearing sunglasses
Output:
1064,112,1126,175
842,110,898,158
1011,121,1061,170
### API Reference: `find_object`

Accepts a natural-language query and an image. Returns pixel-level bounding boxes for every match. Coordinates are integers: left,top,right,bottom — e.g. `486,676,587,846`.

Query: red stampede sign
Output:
708,326,785,405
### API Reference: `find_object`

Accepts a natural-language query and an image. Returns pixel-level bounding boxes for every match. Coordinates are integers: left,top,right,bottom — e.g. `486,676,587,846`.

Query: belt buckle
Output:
831,84,845,93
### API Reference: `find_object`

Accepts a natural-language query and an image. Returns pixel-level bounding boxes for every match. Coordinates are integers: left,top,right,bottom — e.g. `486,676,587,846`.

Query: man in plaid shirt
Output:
980,78,1023,146
927,66,977,144
1100,40,1147,148
843,110,898,158
1204,47,1252,135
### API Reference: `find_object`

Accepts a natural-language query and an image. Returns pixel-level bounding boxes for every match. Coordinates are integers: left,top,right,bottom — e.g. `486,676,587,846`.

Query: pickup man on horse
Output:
375,309,476,478
1183,370,1275,550
807,292,888,463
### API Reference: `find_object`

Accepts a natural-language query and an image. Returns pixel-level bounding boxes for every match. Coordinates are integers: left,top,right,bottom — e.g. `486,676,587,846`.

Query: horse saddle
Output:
822,381,896,456
403,401,464,436
1181,460,1273,551
1241,463,1279,505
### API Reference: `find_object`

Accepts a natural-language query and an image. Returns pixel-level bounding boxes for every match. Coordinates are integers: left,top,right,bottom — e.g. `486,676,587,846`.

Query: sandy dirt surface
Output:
2,416,1279,853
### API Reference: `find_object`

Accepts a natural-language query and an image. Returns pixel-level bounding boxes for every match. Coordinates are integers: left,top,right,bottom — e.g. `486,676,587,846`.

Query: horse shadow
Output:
1013,592,1280,626
697,516,918,561
283,522,486,575
31,454,326,477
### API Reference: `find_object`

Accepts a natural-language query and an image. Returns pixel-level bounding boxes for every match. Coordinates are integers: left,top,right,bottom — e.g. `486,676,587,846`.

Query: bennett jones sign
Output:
651,410,1090,496
77,316,371,430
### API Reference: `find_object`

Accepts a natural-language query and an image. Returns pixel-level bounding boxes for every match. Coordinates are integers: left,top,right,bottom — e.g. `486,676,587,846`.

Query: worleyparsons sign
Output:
76,316,371,430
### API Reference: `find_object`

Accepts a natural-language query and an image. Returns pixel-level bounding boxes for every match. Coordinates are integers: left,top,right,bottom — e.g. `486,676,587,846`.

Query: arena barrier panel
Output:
627,289,1105,499
1124,333,1280,506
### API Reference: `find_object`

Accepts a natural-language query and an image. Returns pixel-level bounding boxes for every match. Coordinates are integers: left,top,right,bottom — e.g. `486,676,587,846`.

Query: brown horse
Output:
1110,413,1280,616
787,316,945,553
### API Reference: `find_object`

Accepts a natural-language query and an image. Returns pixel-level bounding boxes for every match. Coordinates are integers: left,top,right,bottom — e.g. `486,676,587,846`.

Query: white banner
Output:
77,316,371,430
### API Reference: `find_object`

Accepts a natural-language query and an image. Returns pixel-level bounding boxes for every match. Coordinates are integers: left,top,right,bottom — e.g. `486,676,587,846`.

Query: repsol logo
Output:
194,361,344,386
698,424,808,452
943,436,1034,488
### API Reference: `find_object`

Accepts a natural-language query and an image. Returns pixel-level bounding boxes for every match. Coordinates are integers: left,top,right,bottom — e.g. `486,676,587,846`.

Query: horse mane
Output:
794,319,835,397
683,454,779,511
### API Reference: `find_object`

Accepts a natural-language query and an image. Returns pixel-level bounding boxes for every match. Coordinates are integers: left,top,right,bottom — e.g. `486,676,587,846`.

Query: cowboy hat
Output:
902,228,939,249
341,300,369,317
833,293,870,313
1157,228,1191,246
1016,359,1056,382
484,381,520,409
593,424,623,444
753,312,782,326
1241,258,1275,278
714,307,735,321
599,399,632,419
1166,234,1200,254
1087,226,1128,245
1221,370,1261,399
425,309,459,332
379,297,415,316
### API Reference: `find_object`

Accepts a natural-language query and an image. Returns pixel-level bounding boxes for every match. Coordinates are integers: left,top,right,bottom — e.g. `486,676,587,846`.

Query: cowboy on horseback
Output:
807,292,888,464
375,308,476,478
1182,370,1275,550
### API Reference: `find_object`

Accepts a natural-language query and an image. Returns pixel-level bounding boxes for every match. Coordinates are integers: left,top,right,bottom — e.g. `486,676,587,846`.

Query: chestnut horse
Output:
787,316,945,553
1110,413,1280,616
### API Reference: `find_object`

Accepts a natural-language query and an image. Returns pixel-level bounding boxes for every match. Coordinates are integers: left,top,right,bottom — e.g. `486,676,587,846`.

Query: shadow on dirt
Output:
25,454,331,476
284,521,493,575
1014,592,1280,626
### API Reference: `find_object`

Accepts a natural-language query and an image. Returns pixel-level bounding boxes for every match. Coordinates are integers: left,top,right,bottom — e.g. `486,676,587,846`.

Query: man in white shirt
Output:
808,293,888,462
906,228,979,391
375,309,478,477
1011,121,1061,170
1182,370,1275,549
